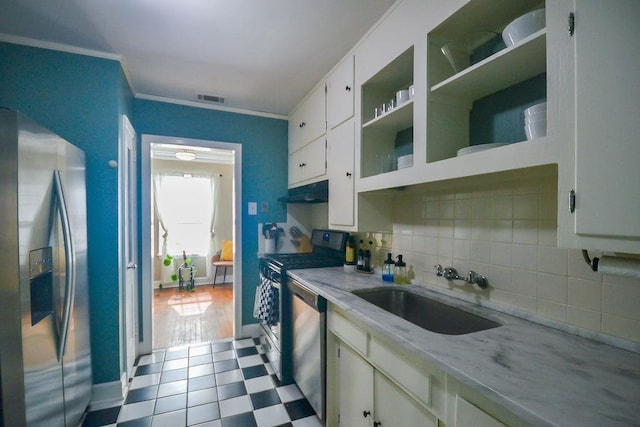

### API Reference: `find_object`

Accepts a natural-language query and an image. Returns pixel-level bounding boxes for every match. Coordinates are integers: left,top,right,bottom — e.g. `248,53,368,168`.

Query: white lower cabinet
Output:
336,342,437,427
327,306,532,427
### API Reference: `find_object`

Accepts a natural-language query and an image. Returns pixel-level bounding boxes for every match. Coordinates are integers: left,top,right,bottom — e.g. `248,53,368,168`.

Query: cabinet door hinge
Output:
569,189,576,213
568,12,575,36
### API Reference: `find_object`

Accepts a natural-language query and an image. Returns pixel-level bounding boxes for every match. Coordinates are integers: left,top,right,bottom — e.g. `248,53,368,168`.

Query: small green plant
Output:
163,253,192,282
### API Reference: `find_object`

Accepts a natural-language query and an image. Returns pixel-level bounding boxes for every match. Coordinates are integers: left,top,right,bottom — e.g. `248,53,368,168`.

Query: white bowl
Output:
441,41,469,73
524,102,547,119
457,143,508,156
502,9,545,47
525,121,547,140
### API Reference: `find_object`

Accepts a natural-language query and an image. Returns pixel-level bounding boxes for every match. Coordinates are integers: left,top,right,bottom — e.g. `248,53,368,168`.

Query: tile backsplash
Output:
354,175,640,344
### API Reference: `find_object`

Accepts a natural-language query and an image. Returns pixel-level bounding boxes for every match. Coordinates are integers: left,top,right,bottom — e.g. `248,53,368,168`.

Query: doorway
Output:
140,135,243,354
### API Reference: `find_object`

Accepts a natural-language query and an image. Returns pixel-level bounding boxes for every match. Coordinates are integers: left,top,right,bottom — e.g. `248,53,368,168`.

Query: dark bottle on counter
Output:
364,240,373,272
357,239,364,270
345,236,356,265
382,252,395,282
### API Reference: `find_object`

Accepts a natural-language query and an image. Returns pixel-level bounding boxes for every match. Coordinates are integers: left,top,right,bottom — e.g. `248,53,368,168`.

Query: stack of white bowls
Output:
502,9,546,47
524,102,546,140
397,154,413,170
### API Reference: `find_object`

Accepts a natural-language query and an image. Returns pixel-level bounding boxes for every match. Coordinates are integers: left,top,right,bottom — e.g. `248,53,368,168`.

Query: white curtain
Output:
153,172,218,281
207,174,222,278
153,172,172,282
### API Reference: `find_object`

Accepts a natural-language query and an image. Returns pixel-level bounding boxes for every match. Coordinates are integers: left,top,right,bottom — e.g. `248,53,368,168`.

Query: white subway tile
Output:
567,306,602,332
513,220,539,245
453,239,470,261
537,272,568,303
471,219,492,241
568,277,602,311
513,194,539,220
472,197,492,219
491,220,513,243
602,314,640,342
454,198,472,219
454,219,471,240
602,282,640,321
492,195,513,219
537,300,567,322
538,247,568,275
490,242,512,267
512,244,539,271
470,240,491,264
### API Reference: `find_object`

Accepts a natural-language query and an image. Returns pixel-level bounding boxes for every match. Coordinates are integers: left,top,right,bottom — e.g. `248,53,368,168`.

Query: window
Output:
155,174,213,255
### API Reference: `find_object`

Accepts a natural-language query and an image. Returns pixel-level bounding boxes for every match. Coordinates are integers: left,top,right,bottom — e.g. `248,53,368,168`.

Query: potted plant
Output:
163,251,196,291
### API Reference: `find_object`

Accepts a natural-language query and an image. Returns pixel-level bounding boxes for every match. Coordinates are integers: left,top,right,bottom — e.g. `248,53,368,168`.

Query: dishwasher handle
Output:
289,278,326,312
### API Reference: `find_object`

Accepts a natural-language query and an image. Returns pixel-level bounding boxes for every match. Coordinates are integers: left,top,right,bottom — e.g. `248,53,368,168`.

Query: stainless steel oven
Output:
257,229,348,388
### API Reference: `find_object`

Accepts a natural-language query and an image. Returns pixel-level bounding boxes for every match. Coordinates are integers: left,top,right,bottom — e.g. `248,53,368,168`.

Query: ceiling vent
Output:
197,93,226,104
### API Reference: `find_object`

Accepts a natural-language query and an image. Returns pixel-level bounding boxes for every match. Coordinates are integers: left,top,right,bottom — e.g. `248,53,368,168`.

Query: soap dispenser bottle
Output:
382,253,395,282
394,255,408,285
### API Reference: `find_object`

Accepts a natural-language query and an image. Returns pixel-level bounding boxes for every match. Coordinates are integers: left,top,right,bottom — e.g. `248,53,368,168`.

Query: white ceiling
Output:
0,0,398,116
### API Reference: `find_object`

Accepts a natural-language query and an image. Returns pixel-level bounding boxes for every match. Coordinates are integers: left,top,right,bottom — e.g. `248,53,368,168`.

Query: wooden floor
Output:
153,283,233,350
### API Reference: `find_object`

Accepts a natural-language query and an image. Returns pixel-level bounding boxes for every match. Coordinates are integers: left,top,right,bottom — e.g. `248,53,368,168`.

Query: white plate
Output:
457,143,509,156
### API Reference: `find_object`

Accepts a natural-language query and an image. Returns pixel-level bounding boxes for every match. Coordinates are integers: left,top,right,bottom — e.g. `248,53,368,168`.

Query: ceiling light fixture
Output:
175,150,196,161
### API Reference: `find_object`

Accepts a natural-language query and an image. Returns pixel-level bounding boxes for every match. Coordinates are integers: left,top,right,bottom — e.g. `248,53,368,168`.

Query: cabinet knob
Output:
299,122,306,128
362,410,371,418
299,163,306,168
346,172,352,177
345,85,351,92
374,422,382,427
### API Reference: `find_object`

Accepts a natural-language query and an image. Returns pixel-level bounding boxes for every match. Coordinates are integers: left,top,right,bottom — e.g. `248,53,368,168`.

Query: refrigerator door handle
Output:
54,170,76,360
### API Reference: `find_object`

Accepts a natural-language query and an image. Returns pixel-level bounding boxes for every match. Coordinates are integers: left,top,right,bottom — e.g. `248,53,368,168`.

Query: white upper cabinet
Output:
328,119,355,227
326,55,355,130
288,136,327,187
289,83,326,154
557,0,640,252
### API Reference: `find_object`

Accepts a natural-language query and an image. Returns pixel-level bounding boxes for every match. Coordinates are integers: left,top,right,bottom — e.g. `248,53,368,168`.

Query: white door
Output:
121,115,138,378
337,343,373,427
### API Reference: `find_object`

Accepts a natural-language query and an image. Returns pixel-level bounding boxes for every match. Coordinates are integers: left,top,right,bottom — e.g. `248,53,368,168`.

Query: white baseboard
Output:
240,323,263,338
90,373,127,410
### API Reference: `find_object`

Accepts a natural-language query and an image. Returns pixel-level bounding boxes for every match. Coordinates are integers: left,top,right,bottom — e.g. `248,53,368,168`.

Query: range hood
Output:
278,180,328,204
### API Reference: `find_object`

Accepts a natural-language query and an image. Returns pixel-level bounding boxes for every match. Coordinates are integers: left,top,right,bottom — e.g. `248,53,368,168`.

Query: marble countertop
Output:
287,267,640,427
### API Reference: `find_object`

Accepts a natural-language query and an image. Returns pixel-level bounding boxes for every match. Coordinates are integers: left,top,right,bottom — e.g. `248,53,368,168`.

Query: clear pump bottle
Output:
382,253,395,282
394,254,408,285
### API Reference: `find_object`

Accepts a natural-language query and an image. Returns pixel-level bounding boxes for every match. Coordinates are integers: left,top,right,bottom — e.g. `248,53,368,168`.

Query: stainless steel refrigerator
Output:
0,109,92,426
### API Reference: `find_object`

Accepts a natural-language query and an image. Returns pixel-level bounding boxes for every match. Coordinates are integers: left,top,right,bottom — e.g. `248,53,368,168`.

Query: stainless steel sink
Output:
352,288,501,335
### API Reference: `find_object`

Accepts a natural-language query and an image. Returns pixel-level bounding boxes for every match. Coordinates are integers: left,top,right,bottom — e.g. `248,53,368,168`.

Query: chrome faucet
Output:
435,265,488,289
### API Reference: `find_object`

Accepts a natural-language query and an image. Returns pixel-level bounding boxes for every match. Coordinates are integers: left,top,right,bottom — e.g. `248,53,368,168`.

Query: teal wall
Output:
0,42,132,384
133,99,288,325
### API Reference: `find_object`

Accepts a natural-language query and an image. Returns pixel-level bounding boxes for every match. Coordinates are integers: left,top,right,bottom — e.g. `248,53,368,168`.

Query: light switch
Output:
261,202,269,213
248,202,257,215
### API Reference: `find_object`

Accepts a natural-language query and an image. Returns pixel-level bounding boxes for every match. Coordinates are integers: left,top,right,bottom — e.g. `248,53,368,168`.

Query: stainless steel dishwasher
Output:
289,276,327,421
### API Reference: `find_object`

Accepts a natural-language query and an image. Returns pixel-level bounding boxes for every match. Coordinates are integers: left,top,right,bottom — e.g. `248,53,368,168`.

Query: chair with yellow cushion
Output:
211,240,233,287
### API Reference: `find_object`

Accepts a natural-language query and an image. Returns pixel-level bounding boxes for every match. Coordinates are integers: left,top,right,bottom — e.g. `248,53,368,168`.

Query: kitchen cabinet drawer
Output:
333,340,437,427
328,308,368,356
456,396,506,427
369,337,431,409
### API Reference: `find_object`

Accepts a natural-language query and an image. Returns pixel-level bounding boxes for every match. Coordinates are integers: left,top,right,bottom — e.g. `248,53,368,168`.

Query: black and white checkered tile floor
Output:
82,337,322,427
